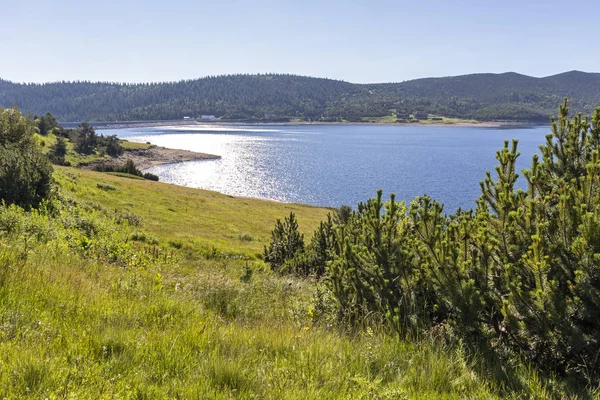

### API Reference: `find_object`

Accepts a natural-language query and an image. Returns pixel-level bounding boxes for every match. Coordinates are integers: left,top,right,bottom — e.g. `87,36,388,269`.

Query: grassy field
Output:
54,167,330,259
414,116,479,125
0,167,595,398
35,133,108,166
360,115,399,124
119,140,155,151
34,133,155,166
354,115,479,124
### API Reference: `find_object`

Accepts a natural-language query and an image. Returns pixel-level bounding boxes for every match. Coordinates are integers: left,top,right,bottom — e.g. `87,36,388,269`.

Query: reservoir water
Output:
99,124,550,211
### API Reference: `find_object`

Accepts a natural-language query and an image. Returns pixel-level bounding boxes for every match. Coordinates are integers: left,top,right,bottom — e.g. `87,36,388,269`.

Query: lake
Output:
99,124,550,212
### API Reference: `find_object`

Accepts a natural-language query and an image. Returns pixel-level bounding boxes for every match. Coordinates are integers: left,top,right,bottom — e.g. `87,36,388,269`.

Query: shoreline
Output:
78,121,545,208
88,120,542,130
129,146,221,170
82,145,221,171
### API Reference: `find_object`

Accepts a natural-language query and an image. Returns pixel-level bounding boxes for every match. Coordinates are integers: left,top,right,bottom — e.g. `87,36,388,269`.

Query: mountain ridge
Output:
3,70,598,85
1,71,599,122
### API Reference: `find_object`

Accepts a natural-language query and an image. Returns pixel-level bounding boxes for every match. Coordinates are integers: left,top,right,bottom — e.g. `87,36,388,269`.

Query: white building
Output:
201,115,217,121
183,116,191,120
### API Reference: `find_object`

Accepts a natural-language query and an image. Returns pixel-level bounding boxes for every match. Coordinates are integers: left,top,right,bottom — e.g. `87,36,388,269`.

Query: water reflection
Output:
101,124,550,211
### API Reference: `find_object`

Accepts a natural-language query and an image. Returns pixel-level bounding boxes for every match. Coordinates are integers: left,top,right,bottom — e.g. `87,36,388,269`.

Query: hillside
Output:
373,71,600,120
2,96,599,398
2,71,600,122
0,167,583,398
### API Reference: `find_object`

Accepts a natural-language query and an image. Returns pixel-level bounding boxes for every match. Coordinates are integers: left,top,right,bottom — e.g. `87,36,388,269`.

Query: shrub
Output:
326,191,418,329
48,154,71,166
94,160,158,181
129,232,158,245
113,209,142,227
36,112,58,136
121,159,138,175
238,233,253,241
280,214,335,277
263,212,304,273
0,108,53,209
287,99,600,379
74,122,98,154
52,136,68,157
96,183,116,191
142,172,159,181
169,240,183,249
105,135,123,157
0,203,25,235
334,204,353,225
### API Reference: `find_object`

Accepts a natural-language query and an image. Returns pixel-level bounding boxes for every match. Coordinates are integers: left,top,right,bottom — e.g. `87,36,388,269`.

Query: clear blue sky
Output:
2,0,598,84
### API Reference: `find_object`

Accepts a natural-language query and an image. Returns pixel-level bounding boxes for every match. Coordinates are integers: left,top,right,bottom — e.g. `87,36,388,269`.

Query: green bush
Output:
93,160,159,181
169,240,183,249
74,122,98,154
0,203,25,235
142,172,159,181
238,233,253,241
264,99,600,380
36,112,58,136
52,136,67,157
48,153,71,166
334,204,353,225
96,183,117,191
326,191,419,329
0,108,53,209
263,212,304,273
113,209,142,227
281,215,335,277
104,135,124,157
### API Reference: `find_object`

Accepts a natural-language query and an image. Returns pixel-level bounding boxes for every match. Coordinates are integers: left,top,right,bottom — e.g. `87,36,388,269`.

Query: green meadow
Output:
0,166,593,399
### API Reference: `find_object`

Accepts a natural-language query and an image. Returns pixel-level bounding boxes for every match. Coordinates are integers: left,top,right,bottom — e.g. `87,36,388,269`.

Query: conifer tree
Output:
75,122,98,154
263,212,304,272
53,136,67,157
265,99,600,378
327,191,417,330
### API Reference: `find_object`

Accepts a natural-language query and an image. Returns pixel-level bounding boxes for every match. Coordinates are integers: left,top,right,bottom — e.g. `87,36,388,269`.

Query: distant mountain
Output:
372,71,600,121
1,71,599,122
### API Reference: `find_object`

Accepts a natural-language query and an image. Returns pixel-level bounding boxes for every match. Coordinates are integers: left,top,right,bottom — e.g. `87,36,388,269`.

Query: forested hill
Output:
374,71,600,121
1,71,600,122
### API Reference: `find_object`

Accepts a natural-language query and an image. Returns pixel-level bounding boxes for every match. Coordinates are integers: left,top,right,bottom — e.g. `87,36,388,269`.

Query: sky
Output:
1,0,599,84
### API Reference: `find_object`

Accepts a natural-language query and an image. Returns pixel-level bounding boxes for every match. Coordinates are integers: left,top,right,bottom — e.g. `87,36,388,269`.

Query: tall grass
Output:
0,169,595,398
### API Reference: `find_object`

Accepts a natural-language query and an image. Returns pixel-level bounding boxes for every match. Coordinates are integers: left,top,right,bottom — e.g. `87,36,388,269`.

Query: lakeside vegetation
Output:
3,71,600,123
263,100,600,386
1,102,600,397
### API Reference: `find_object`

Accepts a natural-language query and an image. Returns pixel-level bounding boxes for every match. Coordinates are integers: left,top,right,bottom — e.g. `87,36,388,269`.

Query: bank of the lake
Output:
98,144,220,171
81,119,537,130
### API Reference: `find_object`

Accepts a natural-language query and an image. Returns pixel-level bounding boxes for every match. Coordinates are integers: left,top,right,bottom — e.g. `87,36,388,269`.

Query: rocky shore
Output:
82,145,220,171
122,146,220,170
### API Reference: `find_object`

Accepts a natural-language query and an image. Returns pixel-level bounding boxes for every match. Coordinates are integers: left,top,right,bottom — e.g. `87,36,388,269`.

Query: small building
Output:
201,115,217,121
413,111,428,120
183,116,191,120
396,112,410,119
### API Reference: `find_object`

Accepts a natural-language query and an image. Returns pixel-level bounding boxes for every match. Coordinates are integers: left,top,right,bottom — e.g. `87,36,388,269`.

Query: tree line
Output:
2,72,600,122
